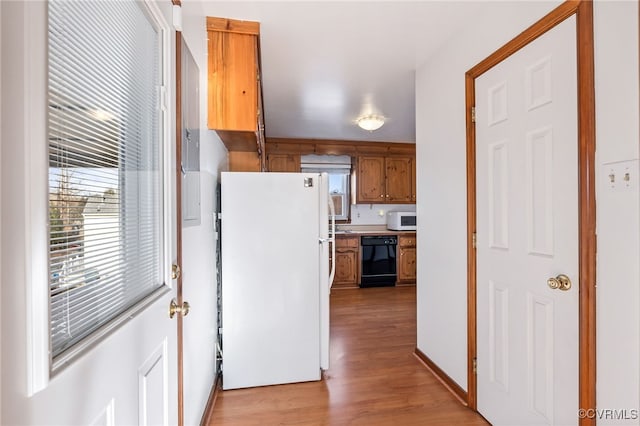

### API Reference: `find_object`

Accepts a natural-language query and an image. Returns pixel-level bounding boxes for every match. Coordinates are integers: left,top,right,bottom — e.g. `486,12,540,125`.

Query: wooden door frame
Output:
173,0,185,423
465,1,596,423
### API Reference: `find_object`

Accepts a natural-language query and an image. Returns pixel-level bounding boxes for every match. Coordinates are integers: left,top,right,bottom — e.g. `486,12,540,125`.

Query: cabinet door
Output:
398,247,417,282
357,156,386,203
207,30,258,131
333,249,358,287
267,154,300,172
335,236,359,249
398,234,416,248
386,156,412,203
411,157,416,202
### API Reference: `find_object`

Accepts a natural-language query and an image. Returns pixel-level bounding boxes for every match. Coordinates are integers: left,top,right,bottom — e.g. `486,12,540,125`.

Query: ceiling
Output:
193,1,484,143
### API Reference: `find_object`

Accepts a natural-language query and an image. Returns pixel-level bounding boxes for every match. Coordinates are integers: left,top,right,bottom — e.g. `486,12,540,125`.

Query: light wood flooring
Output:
208,286,489,425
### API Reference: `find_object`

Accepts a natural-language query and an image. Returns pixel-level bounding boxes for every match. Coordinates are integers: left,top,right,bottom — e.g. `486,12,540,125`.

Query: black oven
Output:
360,235,397,287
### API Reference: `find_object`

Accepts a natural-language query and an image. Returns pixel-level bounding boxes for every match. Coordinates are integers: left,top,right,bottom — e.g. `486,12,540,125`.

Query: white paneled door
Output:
475,16,578,425
1,1,179,425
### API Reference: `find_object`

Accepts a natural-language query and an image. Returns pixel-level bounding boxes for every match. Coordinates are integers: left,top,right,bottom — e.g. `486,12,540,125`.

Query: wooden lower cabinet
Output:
397,233,416,284
331,233,415,287
332,235,359,288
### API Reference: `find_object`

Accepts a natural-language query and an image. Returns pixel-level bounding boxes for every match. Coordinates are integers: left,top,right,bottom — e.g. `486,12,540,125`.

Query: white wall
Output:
415,0,640,416
350,203,416,225
180,4,229,424
0,1,3,419
415,1,562,390
593,2,640,423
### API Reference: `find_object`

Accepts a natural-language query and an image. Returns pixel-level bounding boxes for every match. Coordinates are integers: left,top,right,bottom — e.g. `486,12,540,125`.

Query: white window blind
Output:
48,0,165,359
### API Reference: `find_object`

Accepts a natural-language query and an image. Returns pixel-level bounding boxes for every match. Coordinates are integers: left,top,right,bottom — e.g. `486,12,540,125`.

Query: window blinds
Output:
48,0,164,358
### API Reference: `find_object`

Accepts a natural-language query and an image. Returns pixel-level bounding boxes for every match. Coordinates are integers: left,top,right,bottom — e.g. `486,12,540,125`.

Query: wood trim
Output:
266,137,416,156
206,16,260,35
575,1,597,421
464,72,477,410
171,0,181,6
414,348,468,406
199,374,222,426
464,0,596,421
175,31,185,426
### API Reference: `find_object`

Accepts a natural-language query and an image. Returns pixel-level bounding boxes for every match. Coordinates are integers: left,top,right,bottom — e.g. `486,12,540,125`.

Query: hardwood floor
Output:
208,286,488,425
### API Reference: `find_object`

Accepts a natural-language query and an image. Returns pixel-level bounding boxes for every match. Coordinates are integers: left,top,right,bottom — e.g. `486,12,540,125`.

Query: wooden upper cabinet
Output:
357,156,386,203
357,155,415,204
207,16,265,170
386,157,412,203
207,29,257,131
267,154,300,172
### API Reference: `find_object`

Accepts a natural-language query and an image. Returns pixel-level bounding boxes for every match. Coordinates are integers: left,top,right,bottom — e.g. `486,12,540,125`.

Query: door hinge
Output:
473,357,477,374
472,232,477,249
471,106,476,123
171,264,181,280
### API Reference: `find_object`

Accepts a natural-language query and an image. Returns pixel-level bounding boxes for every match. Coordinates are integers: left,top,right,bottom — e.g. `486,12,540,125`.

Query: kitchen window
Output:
48,0,166,363
301,155,351,221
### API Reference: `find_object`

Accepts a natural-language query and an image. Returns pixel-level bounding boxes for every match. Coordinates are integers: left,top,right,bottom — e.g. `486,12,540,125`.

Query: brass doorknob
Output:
547,274,572,291
169,299,190,319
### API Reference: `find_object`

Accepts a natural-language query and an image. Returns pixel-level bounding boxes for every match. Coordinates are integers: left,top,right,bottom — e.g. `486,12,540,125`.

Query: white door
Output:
475,16,578,425
1,1,179,425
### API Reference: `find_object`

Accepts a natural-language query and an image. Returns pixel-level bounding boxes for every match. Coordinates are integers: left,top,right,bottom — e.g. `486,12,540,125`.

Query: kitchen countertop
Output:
333,225,415,235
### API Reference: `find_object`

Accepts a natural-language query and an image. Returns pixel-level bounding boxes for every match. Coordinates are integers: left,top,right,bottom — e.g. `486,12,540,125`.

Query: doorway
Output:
465,0,596,423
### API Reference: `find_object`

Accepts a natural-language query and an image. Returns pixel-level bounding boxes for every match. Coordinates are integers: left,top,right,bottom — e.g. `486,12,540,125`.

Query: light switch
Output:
603,160,639,192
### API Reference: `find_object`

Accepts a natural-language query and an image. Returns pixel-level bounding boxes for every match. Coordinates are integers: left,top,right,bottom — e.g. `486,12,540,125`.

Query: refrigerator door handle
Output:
328,197,336,287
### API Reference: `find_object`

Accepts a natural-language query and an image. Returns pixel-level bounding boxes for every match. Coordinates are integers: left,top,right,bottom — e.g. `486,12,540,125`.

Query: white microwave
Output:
387,211,417,231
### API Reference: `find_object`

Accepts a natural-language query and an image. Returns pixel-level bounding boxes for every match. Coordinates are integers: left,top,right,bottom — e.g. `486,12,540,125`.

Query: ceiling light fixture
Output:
356,114,385,131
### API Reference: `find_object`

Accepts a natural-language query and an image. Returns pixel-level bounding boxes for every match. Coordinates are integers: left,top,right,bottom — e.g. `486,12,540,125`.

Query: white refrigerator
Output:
220,172,335,390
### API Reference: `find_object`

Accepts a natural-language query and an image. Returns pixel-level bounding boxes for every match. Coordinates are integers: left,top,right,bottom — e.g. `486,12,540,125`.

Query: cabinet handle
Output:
380,194,384,198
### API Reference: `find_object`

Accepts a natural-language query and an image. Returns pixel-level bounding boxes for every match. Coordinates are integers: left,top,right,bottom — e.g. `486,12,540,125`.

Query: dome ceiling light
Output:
356,114,385,131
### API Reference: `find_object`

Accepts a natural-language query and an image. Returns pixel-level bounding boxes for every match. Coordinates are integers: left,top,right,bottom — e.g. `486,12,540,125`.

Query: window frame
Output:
328,172,351,221
300,155,353,222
